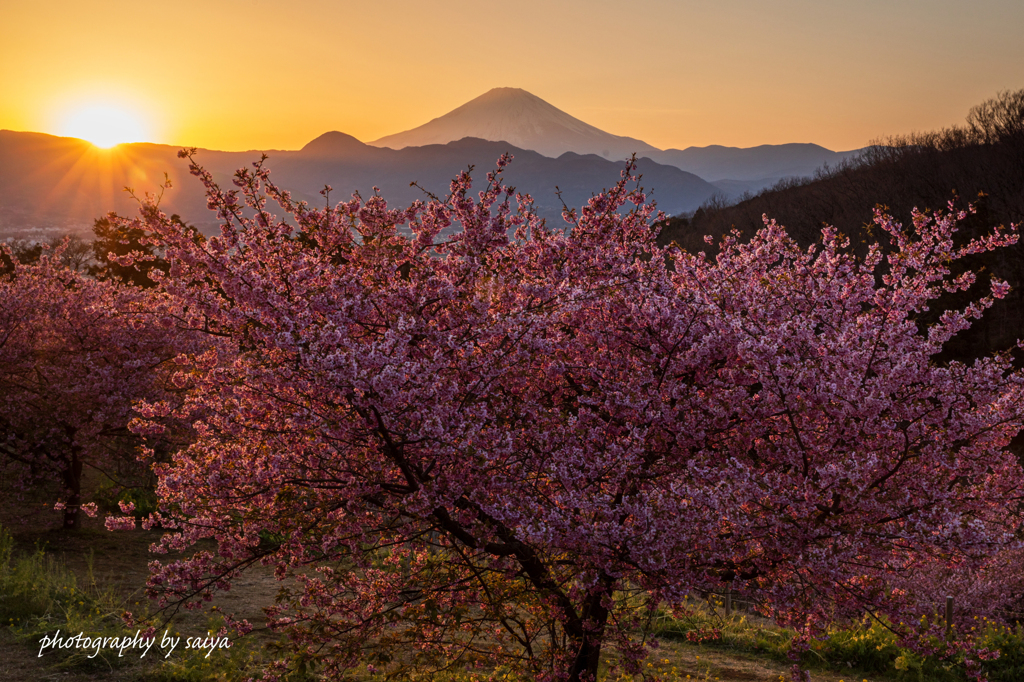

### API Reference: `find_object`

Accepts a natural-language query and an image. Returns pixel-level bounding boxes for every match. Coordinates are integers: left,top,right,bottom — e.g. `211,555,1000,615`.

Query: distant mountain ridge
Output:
651,142,860,183
370,88,863,197
0,130,719,239
280,132,718,220
651,143,865,200
651,143,862,182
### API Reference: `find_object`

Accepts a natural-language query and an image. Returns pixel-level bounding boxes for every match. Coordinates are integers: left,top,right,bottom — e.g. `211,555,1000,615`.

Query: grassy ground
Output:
0,505,892,682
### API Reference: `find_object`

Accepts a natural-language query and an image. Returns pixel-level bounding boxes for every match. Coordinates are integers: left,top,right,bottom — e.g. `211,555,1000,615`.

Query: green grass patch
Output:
0,523,277,680
650,595,1024,682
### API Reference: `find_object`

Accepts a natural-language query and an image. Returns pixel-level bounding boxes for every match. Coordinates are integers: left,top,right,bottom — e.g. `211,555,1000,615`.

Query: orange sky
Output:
2,0,1022,152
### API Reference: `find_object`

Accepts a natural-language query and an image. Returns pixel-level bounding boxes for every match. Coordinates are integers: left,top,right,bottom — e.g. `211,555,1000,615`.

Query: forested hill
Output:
658,89,1024,360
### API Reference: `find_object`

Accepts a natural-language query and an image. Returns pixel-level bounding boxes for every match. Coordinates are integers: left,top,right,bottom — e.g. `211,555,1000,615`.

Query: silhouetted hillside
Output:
274,135,718,222
0,131,719,239
649,143,862,198
658,89,1024,359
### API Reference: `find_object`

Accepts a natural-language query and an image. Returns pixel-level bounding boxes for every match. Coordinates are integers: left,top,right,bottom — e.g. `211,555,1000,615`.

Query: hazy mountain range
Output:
0,87,863,240
372,88,863,193
0,130,717,239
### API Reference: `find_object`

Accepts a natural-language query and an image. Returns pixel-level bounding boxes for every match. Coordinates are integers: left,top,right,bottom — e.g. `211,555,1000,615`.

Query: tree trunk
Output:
567,580,612,682
62,442,83,530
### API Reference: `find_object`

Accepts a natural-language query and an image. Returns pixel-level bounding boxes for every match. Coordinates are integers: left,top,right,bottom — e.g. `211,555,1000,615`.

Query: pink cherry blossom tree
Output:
116,149,1024,681
0,243,196,529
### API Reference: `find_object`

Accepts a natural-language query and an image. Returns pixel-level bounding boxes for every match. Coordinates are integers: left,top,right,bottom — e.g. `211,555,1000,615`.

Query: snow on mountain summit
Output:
368,87,659,160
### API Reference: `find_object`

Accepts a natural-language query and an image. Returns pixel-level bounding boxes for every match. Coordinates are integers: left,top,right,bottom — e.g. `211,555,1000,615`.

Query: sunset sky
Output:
2,0,1022,153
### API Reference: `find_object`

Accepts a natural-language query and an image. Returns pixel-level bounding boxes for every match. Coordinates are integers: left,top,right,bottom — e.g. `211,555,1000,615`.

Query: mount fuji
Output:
369,88,659,160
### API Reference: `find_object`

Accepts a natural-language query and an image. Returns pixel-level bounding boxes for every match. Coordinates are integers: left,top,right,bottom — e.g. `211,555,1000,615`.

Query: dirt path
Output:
642,645,882,682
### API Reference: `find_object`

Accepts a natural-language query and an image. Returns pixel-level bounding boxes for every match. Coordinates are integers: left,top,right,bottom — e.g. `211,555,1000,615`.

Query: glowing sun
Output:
60,105,150,148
